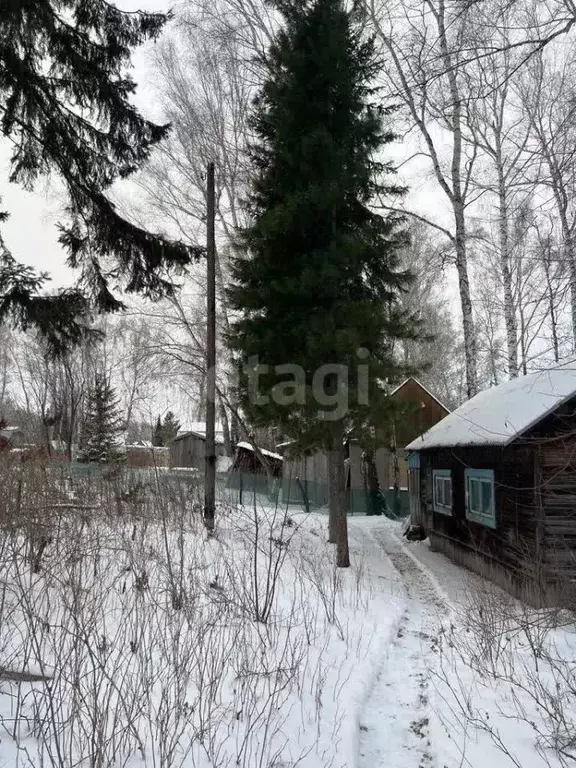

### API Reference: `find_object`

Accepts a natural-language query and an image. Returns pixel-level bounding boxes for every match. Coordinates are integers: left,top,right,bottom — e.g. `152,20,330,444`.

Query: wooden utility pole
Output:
204,161,216,531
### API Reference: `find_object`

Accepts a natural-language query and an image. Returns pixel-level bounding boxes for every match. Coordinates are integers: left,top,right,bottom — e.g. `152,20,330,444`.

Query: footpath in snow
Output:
351,516,576,768
351,519,450,768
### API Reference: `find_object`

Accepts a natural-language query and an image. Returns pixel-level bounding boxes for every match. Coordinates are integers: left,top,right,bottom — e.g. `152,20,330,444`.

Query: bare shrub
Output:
433,569,576,768
0,457,364,767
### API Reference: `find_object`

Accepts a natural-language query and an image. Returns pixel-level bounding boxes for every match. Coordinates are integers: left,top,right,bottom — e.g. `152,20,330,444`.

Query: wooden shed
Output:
169,427,227,470
231,442,283,477
406,364,576,605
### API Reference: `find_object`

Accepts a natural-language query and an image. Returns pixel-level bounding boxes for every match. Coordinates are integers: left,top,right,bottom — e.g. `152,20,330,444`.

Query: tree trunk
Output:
328,427,349,567
454,206,477,398
543,252,560,362
496,145,519,378
436,0,478,398
363,449,384,516
327,445,338,543
551,188,576,349
564,232,576,350
204,162,217,532
539,139,576,350
219,398,232,457
296,476,310,515
390,422,402,517
518,294,528,375
43,420,52,458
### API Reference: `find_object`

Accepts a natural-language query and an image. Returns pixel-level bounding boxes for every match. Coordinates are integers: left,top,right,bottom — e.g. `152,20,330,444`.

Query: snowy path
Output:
351,520,450,768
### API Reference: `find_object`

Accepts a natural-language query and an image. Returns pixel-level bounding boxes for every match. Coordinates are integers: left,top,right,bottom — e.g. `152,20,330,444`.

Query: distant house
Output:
227,441,283,499
376,378,450,490
169,424,227,470
231,442,283,477
279,443,330,508
0,425,22,452
126,443,170,468
406,364,576,605
280,377,449,513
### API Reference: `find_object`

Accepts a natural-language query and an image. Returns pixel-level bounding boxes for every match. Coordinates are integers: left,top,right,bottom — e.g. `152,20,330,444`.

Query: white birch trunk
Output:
495,139,519,378
436,0,478,397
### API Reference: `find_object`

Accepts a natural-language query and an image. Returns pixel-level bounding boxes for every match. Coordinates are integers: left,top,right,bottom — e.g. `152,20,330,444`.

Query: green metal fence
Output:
64,463,409,517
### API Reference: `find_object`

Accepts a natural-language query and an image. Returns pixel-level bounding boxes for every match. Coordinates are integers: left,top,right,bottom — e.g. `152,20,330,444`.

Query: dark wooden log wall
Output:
536,439,576,582
418,400,576,603
522,400,576,585
420,445,537,589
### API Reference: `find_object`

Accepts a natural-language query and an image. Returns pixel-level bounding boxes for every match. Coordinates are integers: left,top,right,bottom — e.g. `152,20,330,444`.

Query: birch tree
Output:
460,4,539,379
533,216,571,363
133,4,272,439
519,46,576,349
365,0,480,396
395,222,464,407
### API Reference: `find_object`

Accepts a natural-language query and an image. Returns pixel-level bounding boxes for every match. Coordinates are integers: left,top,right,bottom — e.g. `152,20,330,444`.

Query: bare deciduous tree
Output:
520,45,576,349
366,0,480,396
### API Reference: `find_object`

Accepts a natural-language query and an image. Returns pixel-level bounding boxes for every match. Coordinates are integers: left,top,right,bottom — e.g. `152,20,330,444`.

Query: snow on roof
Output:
406,363,576,450
390,377,450,414
186,421,216,435
174,423,225,446
236,441,283,462
275,440,296,452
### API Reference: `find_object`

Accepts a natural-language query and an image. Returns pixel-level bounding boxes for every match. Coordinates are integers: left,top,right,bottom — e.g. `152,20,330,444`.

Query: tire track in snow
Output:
355,523,447,768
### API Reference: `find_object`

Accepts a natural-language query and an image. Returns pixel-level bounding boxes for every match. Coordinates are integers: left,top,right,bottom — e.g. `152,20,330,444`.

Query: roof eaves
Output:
406,388,576,451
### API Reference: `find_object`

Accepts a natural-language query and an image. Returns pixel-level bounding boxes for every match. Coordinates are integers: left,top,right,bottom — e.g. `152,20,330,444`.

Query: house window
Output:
465,469,496,529
433,469,452,515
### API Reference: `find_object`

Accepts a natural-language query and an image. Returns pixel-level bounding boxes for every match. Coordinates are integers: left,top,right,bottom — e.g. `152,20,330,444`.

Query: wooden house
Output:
0,425,22,452
406,364,576,605
230,441,283,477
375,378,450,490
280,378,449,513
169,426,227,470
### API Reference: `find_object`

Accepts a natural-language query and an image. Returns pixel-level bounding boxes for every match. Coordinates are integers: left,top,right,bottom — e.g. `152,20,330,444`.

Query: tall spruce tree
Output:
152,411,180,446
0,0,201,354
228,0,418,566
162,411,180,443
152,416,164,447
78,373,125,463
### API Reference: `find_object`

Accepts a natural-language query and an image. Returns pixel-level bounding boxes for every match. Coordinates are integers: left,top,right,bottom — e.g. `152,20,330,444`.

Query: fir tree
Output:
152,416,164,447
228,0,418,565
78,374,125,464
152,412,180,446
162,411,180,443
0,0,202,353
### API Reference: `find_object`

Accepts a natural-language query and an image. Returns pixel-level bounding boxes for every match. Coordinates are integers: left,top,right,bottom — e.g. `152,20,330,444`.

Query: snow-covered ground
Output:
0,467,575,768
354,517,576,768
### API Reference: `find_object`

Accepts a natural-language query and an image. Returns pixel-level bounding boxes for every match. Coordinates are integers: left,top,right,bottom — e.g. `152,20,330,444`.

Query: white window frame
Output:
465,469,496,529
433,469,452,516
